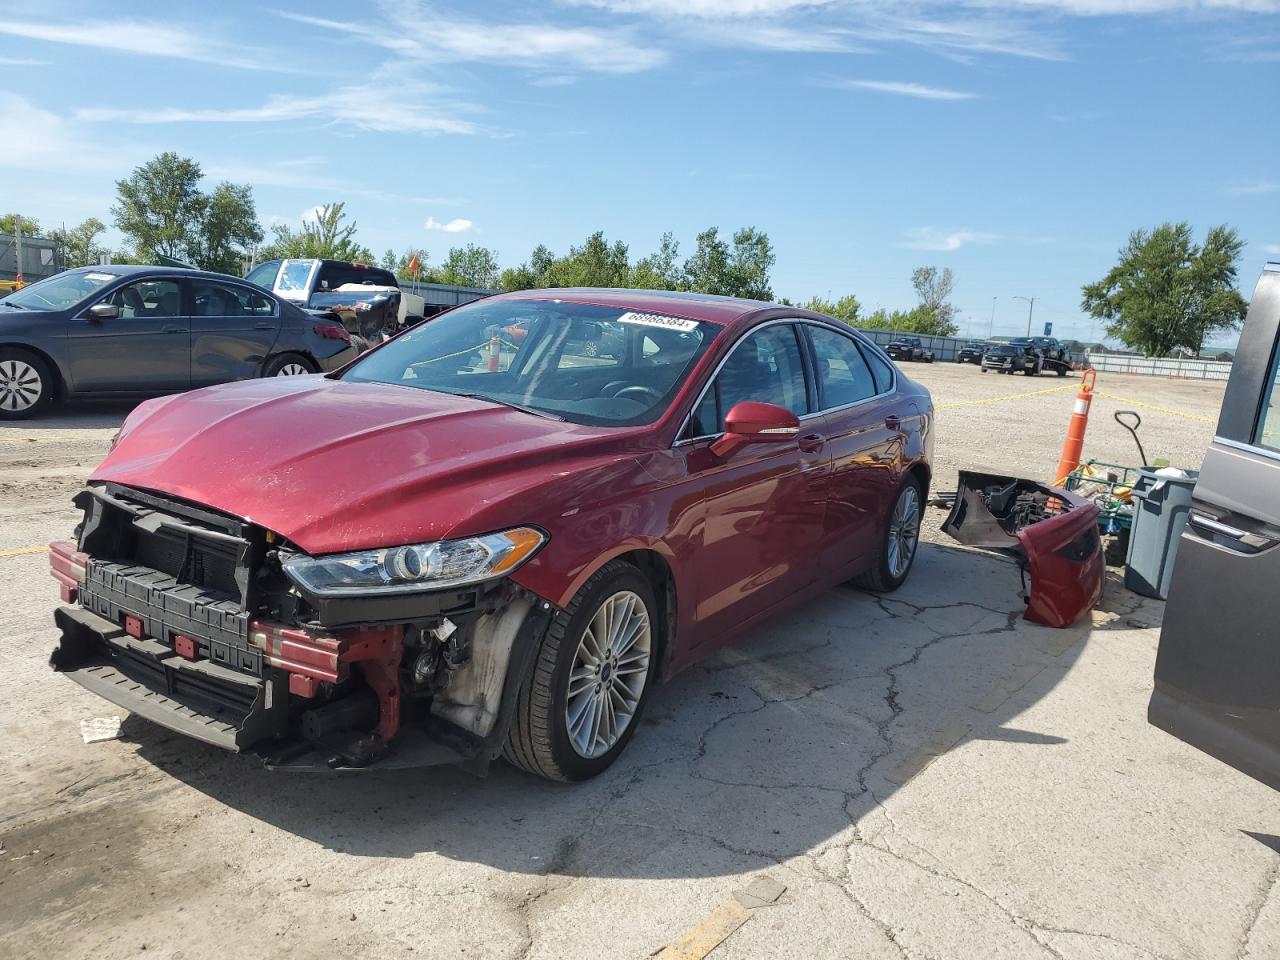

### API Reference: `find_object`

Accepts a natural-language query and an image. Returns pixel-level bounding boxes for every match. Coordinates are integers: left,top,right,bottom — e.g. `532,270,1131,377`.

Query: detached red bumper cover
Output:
942,471,1104,628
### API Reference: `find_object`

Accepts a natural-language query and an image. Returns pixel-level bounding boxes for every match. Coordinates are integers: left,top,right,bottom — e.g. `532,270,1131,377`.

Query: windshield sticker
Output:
616,311,700,333
84,273,115,281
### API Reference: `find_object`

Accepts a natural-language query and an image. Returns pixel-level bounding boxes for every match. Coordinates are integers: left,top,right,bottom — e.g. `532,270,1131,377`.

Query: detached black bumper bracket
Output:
50,605,285,752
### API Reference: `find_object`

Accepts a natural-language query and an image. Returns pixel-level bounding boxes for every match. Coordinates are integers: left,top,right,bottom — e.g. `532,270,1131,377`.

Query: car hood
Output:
92,377,630,555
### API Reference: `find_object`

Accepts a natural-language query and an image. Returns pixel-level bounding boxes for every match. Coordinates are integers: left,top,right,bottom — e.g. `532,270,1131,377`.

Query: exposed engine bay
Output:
48,483,553,771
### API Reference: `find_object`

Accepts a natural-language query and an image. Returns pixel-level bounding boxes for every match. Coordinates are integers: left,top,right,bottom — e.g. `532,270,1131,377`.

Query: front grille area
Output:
74,484,265,678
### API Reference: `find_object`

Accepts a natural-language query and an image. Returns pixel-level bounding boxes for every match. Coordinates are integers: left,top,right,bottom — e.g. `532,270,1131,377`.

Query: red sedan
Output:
49,289,933,780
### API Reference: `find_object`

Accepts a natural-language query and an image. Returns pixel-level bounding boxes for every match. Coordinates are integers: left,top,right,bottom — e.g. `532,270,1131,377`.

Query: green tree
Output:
51,218,108,268
437,243,500,288
541,232,631,288
631,232,682,290
860,305,949,335
911,266,958,335
258,202,374,263
112,152,206,261
682,226,775,299
1082,222,1248,357
193,182,263,275
0,213,41,236
683,227,732,295
801,294,861,326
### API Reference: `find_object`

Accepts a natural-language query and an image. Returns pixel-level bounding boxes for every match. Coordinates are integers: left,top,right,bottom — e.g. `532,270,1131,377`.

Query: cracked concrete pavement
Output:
3,371,1277,960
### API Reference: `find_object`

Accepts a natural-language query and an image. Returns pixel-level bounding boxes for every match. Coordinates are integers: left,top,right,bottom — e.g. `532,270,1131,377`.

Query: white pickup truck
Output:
245,258,426,336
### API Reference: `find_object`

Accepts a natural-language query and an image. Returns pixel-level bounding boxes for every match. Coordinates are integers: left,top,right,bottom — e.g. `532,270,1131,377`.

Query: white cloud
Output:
425,217,474,233
0,92,146,175
701,23,865,51
300,205,327,224
902,227,1000,250
0,20,299,72
1265,244,1280,255
968,0,1279,12
0,56,47,66
77,77,480,136
834,79,979,100
1228,179,1280,195
568,0,833,15
278,7,665,74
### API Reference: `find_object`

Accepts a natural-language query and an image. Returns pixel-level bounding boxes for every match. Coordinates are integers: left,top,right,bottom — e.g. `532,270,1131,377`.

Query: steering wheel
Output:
601,380,630,397
613,385,661,404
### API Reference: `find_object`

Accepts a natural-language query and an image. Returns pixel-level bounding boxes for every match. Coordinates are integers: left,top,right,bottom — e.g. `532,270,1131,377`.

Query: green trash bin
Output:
1124,467,1199,600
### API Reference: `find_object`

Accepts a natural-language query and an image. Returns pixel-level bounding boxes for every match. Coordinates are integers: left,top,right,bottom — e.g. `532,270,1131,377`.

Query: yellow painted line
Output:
938,383,1076,410
0,545,46,558
654,901,753,959
0,435,89,445
1095,391,1215,424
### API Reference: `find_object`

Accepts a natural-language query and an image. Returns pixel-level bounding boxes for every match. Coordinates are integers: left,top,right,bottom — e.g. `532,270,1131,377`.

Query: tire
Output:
504,560,659,781
0,348,55,420
853,475,924,593
1056,365,1068,377
981,368,989,374
262,352,318,377
582,340,600,358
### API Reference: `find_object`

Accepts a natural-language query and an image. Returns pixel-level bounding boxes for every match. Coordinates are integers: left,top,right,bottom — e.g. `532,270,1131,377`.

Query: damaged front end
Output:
942,470,1103,628
48,483,554,771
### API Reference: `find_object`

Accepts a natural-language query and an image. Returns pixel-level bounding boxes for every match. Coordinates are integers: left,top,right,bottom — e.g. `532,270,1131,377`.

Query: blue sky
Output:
2,0,1278,344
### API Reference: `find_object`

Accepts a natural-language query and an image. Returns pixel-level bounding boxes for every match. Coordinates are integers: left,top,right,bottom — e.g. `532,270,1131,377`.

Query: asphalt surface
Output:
3,367,1276,960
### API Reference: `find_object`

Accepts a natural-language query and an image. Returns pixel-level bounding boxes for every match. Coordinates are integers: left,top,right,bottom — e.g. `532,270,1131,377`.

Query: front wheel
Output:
0,349,54,420
853,476,923,593
504,560,658,781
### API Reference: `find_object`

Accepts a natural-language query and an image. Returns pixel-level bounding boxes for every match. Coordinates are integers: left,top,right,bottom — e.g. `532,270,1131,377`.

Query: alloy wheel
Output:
275,362,310,376
886,484,921,579
0,359,42,412
565,589,652,759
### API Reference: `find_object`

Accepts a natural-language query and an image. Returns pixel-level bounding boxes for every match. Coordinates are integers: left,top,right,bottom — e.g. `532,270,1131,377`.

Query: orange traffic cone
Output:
1055,368,1097,485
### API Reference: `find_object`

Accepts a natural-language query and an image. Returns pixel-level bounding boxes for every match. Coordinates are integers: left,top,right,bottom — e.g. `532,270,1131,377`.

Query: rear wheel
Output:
0,348,54,420
504,560,658,781
262,353,317,377
853,476,924,593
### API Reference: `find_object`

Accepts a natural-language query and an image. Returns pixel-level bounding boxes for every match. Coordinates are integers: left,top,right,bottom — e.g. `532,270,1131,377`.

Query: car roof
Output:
64,264,261,284
493,287,789,327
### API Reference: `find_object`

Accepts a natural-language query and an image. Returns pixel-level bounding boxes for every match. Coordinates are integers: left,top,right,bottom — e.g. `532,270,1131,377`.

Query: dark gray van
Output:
1150,263,1280,789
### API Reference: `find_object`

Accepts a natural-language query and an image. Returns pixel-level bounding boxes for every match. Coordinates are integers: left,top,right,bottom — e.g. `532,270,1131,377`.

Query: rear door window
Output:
808,325,877,408
862,344,894,394
192,281,275,318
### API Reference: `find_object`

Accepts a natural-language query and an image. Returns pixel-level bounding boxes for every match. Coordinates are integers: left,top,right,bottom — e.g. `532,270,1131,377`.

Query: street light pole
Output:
989,296,996,338
1013,295,1036,336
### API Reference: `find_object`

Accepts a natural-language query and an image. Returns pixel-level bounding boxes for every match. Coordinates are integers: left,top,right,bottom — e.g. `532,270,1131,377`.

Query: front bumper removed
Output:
942,471,1104,628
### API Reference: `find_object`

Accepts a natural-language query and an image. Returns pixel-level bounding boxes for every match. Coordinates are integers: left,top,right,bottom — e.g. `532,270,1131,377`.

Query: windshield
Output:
343,299,718,426
1,270,120,311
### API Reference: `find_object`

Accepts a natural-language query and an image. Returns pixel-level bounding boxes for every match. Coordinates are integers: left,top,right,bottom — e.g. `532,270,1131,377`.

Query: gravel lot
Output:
4,368,1275,960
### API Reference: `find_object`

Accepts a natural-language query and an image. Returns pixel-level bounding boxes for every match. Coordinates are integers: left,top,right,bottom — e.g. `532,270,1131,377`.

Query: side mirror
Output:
83,303,120,321
710,400,800,458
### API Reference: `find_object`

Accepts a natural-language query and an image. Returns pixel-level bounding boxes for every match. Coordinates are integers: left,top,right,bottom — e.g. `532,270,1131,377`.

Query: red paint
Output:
90,292,932,675
124,614,143,639
1017,490,1105,628
289,673,319,698
339,627,404,740
49,541,88,602
173,634,197,659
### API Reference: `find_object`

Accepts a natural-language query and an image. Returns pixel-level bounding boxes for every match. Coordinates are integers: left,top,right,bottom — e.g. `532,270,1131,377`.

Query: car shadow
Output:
1,398,138,430
128,540,1105,880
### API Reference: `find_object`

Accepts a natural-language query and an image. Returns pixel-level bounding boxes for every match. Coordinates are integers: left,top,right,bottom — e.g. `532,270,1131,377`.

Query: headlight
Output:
281,527,546,597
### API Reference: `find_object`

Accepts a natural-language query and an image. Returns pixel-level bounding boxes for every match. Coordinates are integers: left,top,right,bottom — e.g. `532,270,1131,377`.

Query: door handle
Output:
162,325,185,334
798,433,825,453
254,322,273,330
1188,511,1275,550
884,415,902,429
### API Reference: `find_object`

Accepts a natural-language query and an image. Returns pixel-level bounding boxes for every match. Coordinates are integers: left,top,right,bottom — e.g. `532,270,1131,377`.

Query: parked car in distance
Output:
1149,262,1280,791
981,341,1043,375
956,342,989,364
49,289,933,781
0,266,356,419
885,337,935,363
1019,336,1068,363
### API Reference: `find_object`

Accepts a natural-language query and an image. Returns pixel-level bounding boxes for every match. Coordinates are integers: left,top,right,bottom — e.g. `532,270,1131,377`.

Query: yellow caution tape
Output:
1094,391,1215,424
0,545,47,558
937,383,1076,410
